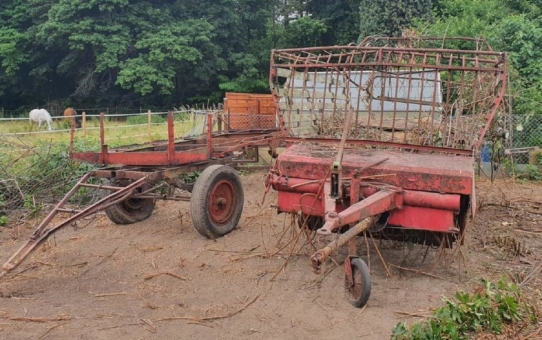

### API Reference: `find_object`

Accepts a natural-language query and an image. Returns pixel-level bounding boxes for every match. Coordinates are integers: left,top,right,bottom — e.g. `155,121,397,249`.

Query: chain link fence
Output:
505,114,542,164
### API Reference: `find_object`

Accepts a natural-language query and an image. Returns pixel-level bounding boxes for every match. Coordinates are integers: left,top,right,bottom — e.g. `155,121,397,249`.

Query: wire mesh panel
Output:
270,37,507,151
225,113,277,130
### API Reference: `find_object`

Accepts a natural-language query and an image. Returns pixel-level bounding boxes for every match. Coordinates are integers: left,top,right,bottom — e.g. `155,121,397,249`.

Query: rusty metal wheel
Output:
190,165,244,239
344,257,371,308
104,180,155,225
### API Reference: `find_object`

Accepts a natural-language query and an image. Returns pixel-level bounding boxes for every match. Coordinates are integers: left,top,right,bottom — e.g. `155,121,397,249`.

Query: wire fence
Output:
0,108,215,216
0,107,281,216
0,107,152,119
1,104,541,218
505,114,542,164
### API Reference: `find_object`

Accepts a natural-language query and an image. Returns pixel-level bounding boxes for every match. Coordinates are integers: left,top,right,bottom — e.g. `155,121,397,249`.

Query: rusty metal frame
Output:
1,173,151,278
270,38,507,152
70,111,282,167
267,38,509,288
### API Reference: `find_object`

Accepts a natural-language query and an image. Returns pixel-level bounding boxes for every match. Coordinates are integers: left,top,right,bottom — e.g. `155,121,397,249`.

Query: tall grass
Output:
0,112,206,151
0,112,208,215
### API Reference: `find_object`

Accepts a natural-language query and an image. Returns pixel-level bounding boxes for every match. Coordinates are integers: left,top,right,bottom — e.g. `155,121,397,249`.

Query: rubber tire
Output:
298,214,323,231
190,165,244,239
345,258,371,308
104,182,155,225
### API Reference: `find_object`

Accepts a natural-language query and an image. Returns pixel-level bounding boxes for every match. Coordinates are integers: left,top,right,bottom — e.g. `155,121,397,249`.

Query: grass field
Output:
0,112,208,151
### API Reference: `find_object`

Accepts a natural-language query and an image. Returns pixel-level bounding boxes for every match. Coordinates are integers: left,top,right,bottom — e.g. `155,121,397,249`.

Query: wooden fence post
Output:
82,112,87,137
147,110,152,138
191,108,195,128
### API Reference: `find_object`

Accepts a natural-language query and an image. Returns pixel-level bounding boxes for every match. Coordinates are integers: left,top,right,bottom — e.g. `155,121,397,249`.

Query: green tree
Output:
359,0,433,39
306,0,362,45
419,0,542,115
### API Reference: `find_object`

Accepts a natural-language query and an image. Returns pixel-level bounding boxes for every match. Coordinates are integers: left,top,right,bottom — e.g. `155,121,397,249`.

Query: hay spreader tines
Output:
266,36,507,307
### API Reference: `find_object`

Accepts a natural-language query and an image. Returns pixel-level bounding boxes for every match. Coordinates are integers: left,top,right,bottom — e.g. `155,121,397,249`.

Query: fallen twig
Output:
98,322,143,331
154,294,260,323
144,272,187,281
187,321,214,328
8,315,71,323
389,264,445,280
394,310,433,318
39,322,67,339
520,262,542,288
81,247,118,275
140,318,156,333
94,292,128,297
521,325,542,340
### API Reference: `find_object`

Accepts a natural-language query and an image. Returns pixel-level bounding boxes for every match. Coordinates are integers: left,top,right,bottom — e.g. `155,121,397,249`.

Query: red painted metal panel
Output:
276,144,474,195
360,187,460,211
270,175,462,211
71,152,208,166
277,191,324,215
388,206,456,233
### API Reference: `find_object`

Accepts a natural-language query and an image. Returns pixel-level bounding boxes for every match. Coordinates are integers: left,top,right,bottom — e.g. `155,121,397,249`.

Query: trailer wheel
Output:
190,165,244,239
345,257,371,308
105,181,155,225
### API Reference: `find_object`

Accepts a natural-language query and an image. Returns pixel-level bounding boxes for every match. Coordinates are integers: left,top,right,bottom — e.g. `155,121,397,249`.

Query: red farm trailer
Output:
265,36,507,307
1,110,282,278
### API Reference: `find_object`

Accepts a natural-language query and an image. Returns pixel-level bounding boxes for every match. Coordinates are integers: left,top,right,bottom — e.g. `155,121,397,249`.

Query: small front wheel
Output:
190,165,244,239
345,257,371,308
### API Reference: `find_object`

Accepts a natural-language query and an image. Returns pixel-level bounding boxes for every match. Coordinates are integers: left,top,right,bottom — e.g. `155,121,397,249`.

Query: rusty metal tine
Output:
78,183,122,191
442,53,454,146
1,175,150,277
391,52,402,142
453,56,466,149
30,172,92,238
429,53,441,146
403,53,415,143
377,50,388,141
475,68,507,149
168,111,175,163
417,53,427,144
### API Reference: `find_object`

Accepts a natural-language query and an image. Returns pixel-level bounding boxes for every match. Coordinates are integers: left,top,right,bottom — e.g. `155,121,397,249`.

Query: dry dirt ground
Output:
0,172,541,340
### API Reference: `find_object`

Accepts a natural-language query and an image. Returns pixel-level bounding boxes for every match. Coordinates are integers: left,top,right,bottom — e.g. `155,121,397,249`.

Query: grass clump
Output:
391,278,538,340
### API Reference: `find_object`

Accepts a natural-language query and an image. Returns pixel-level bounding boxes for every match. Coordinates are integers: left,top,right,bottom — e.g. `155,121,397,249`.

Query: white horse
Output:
29,109,53,131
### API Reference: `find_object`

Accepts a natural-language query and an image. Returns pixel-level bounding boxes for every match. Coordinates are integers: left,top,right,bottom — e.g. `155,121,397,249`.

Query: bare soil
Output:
0,172,541,340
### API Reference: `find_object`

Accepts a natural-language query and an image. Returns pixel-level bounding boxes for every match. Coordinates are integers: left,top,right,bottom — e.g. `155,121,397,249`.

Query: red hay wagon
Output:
265,36,507,307
1,110,281,278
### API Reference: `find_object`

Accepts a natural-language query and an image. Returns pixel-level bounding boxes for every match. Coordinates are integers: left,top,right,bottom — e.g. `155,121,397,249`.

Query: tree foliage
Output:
359,0,432,39
418,0,542,115
0,0,541,116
